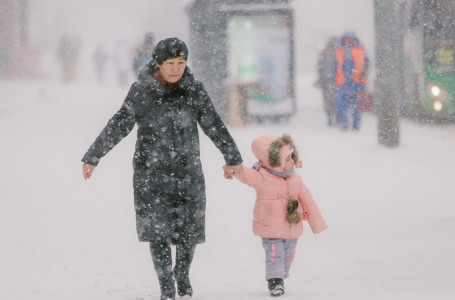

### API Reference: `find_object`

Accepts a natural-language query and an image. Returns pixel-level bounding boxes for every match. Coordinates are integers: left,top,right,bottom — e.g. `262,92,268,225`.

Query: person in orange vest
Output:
333,32,369,130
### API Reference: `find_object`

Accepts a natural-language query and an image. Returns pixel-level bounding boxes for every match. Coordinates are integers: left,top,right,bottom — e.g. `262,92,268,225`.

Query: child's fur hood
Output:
252,134,300,170
268,134,299,168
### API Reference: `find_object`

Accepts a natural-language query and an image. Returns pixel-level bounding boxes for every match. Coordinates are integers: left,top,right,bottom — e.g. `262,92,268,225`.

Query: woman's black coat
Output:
82,61,242,244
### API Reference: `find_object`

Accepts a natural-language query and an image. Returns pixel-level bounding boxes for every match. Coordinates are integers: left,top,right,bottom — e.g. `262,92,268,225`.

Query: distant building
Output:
0,0,33,78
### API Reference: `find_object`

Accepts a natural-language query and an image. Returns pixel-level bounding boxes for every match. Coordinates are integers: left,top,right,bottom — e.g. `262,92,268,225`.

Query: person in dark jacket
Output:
133,32,156,75
316,37,338,126
81,37,243,300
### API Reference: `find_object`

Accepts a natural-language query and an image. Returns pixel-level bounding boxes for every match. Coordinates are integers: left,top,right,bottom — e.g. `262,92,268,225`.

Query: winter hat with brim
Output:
153,37,188,64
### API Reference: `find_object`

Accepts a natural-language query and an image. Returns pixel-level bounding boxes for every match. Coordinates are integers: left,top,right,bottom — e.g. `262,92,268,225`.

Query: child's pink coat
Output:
234,136,327,239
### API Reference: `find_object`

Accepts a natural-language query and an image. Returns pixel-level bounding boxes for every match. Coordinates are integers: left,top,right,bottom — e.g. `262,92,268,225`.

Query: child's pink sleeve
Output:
298,182,328,234
234,165,263,189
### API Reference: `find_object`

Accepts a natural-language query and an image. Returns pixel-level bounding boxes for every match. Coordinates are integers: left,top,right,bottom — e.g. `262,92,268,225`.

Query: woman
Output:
82,37,243,300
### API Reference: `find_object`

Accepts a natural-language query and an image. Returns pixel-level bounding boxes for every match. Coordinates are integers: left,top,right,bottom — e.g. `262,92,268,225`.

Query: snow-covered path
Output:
1,75,455,299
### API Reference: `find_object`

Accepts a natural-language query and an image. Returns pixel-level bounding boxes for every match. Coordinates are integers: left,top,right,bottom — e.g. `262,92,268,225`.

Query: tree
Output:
374,0,401,147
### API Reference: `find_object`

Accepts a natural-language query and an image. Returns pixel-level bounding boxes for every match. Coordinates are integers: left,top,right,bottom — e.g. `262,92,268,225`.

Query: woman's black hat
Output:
153,37,188,64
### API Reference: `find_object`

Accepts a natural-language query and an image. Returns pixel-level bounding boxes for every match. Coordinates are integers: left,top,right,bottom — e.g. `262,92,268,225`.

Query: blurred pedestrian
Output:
132,32,155,75
113,39,131,86
92,43,108,85
224,134,327,297
57,34,81,83
333,32,369,130
316,37,338,126
82,37,243,300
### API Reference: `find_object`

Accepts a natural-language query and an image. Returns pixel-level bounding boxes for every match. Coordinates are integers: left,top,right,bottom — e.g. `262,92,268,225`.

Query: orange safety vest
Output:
334,46,367,86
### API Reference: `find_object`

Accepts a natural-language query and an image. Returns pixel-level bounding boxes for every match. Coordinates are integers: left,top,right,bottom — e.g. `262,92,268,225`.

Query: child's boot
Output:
268,278,285,297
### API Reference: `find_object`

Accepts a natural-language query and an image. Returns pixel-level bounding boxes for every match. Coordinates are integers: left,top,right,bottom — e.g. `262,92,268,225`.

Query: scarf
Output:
252,161,294,178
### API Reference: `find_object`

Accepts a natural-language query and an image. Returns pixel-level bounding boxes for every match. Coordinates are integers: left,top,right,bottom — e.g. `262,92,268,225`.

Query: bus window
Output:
424,0,455,74
434,48,454,74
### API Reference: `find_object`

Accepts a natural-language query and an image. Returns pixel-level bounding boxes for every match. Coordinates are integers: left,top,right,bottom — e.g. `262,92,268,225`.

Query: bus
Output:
401,0,455,121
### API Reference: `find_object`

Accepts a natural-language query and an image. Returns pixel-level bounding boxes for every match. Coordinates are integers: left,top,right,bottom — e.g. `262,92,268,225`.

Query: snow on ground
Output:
1,73,455,300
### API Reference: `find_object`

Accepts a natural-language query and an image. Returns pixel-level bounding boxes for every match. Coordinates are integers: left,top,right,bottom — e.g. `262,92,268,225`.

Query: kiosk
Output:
187,0,295,124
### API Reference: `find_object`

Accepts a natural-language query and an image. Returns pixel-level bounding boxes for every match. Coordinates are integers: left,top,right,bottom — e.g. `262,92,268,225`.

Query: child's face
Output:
283,154,294,171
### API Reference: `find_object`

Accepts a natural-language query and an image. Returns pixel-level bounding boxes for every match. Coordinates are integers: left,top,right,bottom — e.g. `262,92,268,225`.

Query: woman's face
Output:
157,57,187,83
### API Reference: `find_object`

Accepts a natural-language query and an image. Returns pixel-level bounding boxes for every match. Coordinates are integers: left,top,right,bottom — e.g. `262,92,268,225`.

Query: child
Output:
224,134,327,296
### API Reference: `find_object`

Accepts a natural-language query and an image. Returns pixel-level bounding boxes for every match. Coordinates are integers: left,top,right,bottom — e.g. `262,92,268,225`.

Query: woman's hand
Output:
82,163,96,180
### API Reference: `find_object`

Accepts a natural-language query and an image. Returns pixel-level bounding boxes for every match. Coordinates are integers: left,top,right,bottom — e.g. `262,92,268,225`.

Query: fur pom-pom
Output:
286,198,302,224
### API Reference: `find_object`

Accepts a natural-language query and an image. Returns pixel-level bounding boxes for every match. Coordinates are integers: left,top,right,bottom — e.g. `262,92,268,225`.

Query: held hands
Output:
84,162,242,181
82,163,96,180
222,164,243,180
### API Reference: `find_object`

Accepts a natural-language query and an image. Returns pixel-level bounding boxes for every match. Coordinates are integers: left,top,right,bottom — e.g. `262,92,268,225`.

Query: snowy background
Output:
28,0,374,74
2,0,455,299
